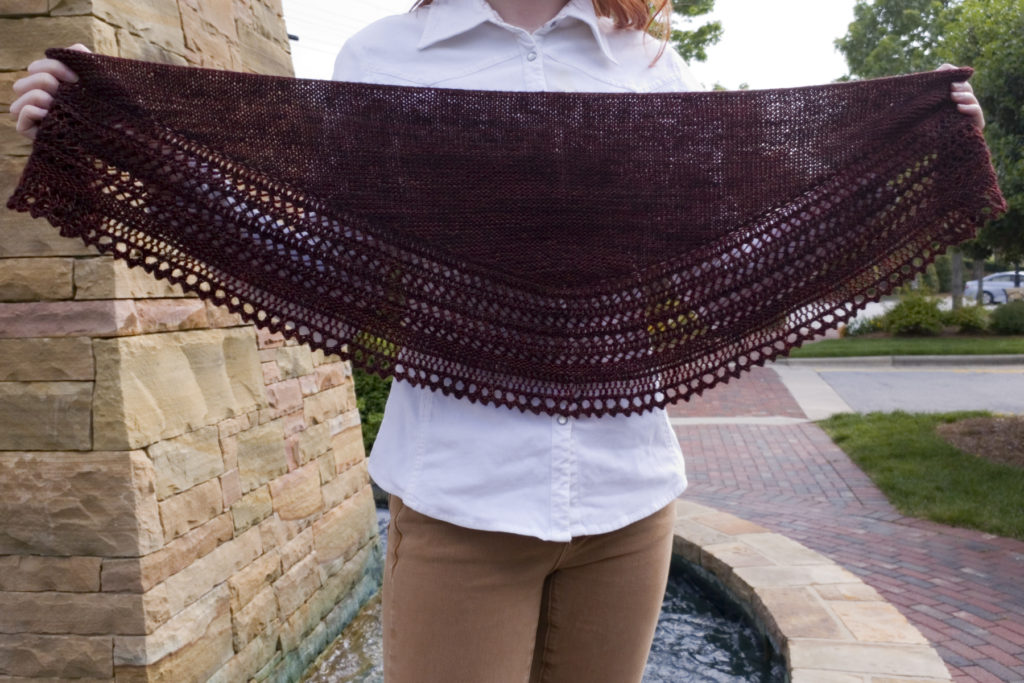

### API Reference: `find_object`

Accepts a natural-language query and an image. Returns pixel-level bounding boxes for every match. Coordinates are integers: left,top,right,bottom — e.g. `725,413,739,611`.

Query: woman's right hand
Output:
9,43,91,140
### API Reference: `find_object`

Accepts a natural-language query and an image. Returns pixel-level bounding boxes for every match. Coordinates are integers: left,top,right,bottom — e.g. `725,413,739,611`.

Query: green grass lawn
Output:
790,335,1024,358
818,411,1024,541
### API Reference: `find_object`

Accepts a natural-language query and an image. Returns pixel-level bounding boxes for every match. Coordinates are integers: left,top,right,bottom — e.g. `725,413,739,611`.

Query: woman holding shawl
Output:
10,1,986,681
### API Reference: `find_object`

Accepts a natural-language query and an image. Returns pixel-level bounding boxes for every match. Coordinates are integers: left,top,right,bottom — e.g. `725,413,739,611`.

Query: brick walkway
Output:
668,366,1024,682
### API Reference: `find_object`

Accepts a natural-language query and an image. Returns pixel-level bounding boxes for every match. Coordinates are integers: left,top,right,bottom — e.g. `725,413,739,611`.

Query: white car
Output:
963,271,1023,304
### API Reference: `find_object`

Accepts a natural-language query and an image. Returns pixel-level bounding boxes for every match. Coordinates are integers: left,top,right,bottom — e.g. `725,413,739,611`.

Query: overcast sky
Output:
281,0,858,89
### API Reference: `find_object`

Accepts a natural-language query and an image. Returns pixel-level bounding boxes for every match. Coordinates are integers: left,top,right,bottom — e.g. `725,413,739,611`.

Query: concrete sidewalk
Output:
669,365,1024,682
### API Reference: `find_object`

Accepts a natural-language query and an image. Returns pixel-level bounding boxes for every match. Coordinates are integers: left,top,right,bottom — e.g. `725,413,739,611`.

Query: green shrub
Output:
933,254,952,293
883,293,943,336
991,300,1024,335
846,314,887,336
353,367,393,453
941,305,990,333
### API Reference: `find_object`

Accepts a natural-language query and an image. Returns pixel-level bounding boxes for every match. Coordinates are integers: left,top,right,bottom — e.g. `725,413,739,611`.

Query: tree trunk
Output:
973,259,986,305
951,248,963,310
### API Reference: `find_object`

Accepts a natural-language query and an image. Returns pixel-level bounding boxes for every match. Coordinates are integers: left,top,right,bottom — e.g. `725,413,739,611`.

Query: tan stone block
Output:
91,0,185,55
278,527,313,572
0,71,26,107
279,541,373,653
0,381,92,450
146,425,224,500
0,556,100,592
236,419,287,492
0,337,94,381
231,485,273,532
317,451,337,484
261,359,281,384
73,255,192,300
0,450,162,556
0,590,166,636
228,549,281,613
269,461,322,521
314,362,350,391
0,16,107,70
275,345,314,380
321,460,369,509
814,583,883,603
674,499,716,519
113,584,229,666
158,478,223,541
257,328,285,349
671,518,732,564
870,677,951,683
102,513,233,592
207,627,279,683
786,640,950,678
282,411,305,437
93,326,266,450
273,553,320,618
220,469,242,507
830,602,929,644
0,213,100,258
330,424,366,471
47,0,93,15
702,542,774,574
0,1,48,16
299,373,319,395
114,610,232,682
0,257,73,301
303,383,355,426
218,412,252,440
693,511,768,536
753,587,846,642
0,116,32,156
0,634,113,678
790,672,867,683
735,564,861,590
313,485,376,579
232,584,278,651
297,420,332,465
202,299,246,327
160,526,262,617
738,532,843,567
0,300,138,338
179,3,238,69
129,298,209,332
114,26,188,65
263,378,302,420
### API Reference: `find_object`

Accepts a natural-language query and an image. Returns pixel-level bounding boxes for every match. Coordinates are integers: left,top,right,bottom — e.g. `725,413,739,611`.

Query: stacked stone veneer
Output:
0,1,381,680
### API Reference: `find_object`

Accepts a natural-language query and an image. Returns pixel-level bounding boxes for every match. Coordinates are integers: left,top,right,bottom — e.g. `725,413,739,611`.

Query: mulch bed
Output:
936,416,1024,470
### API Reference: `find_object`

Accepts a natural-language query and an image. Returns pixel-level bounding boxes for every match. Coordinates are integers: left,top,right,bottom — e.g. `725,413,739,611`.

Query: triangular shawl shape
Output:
7,49,1007,417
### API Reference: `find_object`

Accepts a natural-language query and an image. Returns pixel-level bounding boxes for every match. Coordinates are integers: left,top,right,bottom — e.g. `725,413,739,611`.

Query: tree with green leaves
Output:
835,0,961,79
666,0,722,63
837,0,1023,297
945,0,1024,284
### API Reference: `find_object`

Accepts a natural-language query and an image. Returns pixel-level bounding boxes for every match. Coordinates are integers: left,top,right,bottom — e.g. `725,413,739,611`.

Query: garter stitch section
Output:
7,49,1007,417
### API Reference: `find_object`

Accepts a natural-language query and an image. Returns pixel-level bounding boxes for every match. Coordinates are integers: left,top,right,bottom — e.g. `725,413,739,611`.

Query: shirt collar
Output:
416,0,619,65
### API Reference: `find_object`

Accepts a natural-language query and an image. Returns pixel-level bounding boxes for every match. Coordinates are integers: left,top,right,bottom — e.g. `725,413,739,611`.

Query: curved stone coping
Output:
673,500,952,683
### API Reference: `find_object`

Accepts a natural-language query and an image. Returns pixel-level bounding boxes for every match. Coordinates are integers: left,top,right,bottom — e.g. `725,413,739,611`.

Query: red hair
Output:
409,0,673,63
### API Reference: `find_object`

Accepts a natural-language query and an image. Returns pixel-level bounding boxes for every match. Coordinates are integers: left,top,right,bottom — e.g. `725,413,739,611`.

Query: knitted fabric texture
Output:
7,49,1007,417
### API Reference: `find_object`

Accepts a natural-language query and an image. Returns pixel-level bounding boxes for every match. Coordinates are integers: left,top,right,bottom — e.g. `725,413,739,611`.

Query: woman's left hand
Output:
937,63,985,130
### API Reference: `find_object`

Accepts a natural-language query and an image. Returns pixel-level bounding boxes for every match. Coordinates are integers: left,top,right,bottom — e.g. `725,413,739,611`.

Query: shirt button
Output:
527,51,538,61
557,415,568,425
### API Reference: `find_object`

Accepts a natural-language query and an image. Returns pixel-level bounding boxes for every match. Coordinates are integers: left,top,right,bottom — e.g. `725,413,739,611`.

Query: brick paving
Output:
668,366,1024,682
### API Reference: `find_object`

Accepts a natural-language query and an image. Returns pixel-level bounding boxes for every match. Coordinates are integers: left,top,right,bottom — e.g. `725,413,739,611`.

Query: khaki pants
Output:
382,496,677,683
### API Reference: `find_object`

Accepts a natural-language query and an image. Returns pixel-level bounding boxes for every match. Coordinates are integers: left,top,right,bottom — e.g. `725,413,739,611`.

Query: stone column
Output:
0,2,381,680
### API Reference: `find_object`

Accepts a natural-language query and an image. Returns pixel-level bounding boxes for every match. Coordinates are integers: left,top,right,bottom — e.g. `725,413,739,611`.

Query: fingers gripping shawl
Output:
7,49,1006,418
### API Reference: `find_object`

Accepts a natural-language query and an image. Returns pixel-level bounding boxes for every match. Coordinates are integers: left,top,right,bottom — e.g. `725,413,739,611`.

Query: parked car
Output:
963,271,1023,304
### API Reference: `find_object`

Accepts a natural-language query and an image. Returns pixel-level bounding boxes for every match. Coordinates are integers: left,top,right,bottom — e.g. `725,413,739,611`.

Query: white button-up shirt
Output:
333,0,696,542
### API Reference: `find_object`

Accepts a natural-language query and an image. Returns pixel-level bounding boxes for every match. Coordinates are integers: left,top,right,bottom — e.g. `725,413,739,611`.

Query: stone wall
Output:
0,1,381,680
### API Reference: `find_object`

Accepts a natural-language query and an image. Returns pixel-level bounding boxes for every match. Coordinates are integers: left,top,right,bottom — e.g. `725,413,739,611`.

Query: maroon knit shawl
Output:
8,49,1007,417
